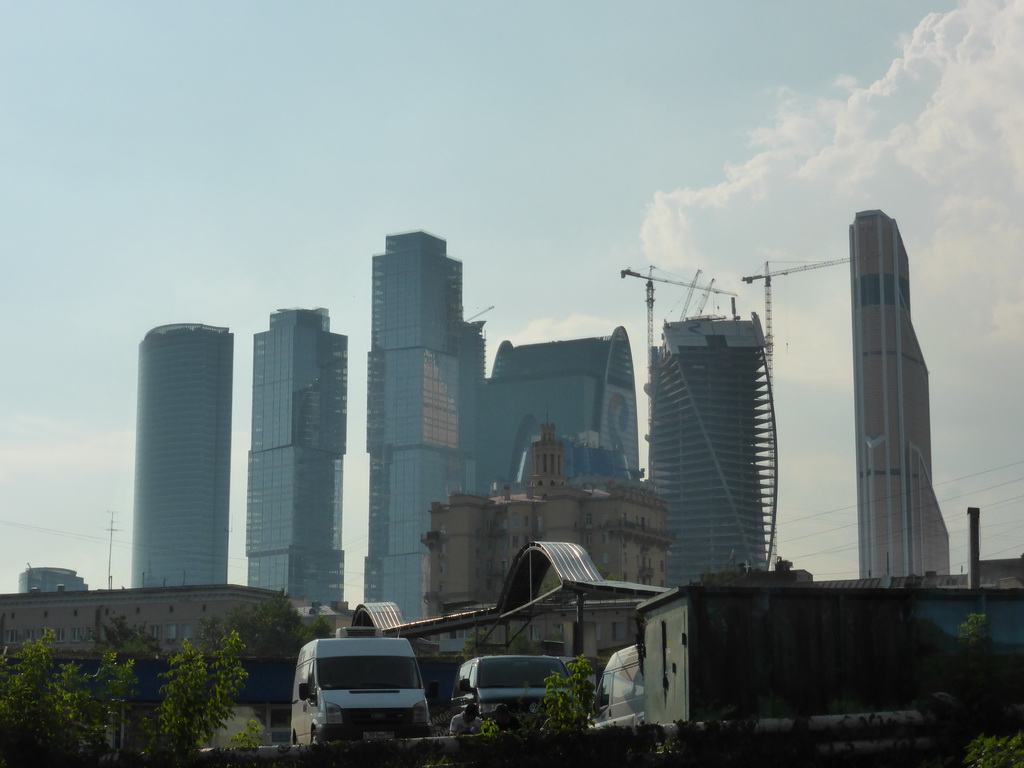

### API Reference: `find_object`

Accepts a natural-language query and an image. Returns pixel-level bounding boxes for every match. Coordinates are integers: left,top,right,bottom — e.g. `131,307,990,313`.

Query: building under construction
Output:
649,316,777,585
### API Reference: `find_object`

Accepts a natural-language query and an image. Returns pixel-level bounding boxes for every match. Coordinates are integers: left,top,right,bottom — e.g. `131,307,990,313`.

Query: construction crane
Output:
466,305,494,323
741,258,849,384
678,269,702,319
620,267,737,476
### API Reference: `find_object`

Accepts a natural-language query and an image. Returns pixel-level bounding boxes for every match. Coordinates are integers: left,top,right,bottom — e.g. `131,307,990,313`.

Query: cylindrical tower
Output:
132,324,233,588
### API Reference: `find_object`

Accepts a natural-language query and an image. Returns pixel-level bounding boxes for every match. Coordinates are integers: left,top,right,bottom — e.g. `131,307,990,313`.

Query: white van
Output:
451,655,568,717
292,628,432,743
593,645,644,728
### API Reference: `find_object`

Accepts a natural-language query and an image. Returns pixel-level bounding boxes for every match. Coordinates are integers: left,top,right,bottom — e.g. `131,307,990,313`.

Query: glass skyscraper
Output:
132,324,233,588
649,316,777,585
365,232,476,619
850,210,949,577
246,309,347,605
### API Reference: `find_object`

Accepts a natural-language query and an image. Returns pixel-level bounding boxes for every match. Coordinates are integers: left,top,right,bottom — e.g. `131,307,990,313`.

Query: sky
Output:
2,0,1022,605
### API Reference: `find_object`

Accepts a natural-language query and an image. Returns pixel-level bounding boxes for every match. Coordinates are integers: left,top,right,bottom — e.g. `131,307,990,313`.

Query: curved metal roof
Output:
496,541,664,615
351,543,666,638
351,601,406,631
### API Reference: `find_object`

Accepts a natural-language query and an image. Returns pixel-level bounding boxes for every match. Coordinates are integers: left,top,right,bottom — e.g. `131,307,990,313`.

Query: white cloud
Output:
639,0,1024,577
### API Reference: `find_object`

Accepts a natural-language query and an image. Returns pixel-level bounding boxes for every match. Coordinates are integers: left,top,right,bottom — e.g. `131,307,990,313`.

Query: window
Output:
149,625,161,639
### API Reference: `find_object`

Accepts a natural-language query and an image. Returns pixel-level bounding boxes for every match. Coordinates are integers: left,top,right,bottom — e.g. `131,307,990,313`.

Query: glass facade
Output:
850,210,949,577
478,326,640,492
649,317,777,585
132,324,233,588
246,309,347,604
365,232,477,619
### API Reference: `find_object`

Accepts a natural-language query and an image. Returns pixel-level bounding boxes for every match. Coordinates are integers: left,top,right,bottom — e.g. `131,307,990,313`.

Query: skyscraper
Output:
850,210,949,577
132,324,233,588
366,231,476,619
246,309,347,604
478,327,641,491
649,316,777,585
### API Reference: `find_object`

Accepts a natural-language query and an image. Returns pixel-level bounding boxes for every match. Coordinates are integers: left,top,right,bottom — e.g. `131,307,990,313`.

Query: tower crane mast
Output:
741,258,849,384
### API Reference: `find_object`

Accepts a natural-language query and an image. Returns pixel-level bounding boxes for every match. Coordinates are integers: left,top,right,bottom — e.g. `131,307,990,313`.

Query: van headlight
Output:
412,701,429,724
480,702,499,715
325,703,344,724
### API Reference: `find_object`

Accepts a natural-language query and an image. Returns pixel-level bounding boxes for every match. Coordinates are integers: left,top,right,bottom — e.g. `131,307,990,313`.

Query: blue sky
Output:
3,1,1022,602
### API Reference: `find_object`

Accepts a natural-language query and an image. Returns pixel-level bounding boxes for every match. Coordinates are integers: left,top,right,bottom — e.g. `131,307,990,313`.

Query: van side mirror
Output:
459,679,473,693
298,682,313,702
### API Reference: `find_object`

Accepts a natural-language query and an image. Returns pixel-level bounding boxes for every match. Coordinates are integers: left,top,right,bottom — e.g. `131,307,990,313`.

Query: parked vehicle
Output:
593,644,644,728
451,655,568,717
292,628,433,743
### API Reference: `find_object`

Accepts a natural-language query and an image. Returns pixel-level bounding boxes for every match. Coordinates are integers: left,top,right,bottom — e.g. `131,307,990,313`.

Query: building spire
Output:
530,423,566,489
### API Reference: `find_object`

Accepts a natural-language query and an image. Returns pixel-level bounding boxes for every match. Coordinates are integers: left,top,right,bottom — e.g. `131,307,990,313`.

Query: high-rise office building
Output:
366,231,477,619
246,309,347,604
478,327,641,492
850,210,949,577
132,324,233,588
649,316,777,585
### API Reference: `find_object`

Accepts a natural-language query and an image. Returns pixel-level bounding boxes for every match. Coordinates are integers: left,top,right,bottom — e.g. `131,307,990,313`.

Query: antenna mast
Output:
106,511,121,590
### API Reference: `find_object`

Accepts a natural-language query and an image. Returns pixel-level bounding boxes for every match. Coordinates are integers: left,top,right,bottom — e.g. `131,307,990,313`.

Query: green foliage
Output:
230,718,263,748
145,631,248,765
197,591,330,657
94,614,162,656
950,614,1012,730
542,655,595,732
460,628,501,659
0,630,136,764
964,732,1024,768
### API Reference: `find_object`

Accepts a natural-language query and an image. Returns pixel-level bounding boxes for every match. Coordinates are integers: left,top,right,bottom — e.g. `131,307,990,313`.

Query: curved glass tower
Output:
479,326,640,490
132,324,233,588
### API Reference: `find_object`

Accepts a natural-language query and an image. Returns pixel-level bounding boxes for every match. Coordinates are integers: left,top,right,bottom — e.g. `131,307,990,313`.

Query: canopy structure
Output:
351,541,667,652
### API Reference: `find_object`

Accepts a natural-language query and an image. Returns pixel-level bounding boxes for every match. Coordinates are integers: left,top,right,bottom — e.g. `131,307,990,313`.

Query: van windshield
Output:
317,656,422,690
478,657,565,688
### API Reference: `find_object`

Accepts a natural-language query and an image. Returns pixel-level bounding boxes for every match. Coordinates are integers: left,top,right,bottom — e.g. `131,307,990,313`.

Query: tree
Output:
0,630,136,764
542,655,595,732
196,591,331,657
145,631,248,765
94,614,162,656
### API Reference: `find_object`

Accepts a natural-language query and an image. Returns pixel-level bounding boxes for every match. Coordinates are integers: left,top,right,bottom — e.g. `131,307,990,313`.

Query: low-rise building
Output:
0,584,279,653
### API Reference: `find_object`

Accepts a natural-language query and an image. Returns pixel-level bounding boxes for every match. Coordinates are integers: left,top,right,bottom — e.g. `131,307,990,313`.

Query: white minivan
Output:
292,628,432,744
